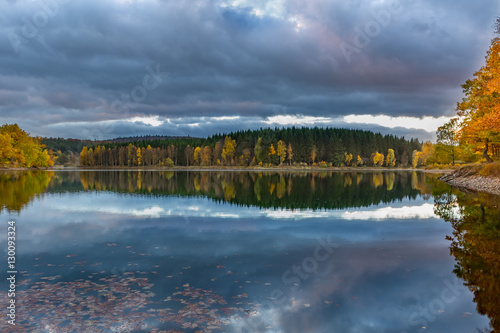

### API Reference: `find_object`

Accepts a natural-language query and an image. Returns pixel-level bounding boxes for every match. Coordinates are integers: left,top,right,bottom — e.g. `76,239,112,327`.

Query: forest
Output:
78,127,422,168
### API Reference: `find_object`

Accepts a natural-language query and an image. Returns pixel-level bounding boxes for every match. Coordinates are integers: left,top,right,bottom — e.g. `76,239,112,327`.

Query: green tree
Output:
254,138,264,164
436,118,459,165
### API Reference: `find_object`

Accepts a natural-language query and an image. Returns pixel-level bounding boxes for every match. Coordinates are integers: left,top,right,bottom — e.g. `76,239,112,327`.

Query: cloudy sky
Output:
1,0,498,140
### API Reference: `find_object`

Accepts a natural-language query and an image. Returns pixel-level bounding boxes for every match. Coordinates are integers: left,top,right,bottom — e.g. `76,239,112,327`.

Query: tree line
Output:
79,127,422,167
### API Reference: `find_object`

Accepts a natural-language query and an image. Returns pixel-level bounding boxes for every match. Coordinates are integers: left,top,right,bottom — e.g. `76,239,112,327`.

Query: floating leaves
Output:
0,272,253,333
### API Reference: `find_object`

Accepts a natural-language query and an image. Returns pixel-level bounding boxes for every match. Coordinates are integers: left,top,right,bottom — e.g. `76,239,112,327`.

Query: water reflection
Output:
433,182,500,332
0,170,497,332
1,170,434,212
0,171,53,212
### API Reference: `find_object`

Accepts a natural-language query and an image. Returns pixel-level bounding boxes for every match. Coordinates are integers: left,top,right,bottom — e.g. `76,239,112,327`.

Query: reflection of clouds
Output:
130,206,164,218
34,193,437,221
341,203,437,220
2,191,490,332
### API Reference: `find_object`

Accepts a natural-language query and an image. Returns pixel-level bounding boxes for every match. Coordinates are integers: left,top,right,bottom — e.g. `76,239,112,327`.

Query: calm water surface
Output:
0,170,498,333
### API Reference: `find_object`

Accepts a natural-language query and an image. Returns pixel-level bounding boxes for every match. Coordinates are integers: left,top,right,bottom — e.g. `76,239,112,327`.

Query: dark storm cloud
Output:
0,0,498,139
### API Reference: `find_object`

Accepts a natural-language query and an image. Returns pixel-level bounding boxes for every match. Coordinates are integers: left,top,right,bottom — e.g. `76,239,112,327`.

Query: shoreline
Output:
0,166,453,173
439,166,500,196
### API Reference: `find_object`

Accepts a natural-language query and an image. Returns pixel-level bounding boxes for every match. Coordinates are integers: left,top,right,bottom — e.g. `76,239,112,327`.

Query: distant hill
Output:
101,135,195,143
42,135,195,153
41,137,93,154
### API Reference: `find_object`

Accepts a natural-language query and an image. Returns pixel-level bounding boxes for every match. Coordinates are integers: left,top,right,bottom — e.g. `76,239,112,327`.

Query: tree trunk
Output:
483,140,494,163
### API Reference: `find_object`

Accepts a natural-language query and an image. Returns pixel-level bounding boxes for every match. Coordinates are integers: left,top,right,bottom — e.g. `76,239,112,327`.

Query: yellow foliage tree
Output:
386,149,396,167
372,152,384,167
194,147,202,165
221,136,236,165
0,124,53,167
412,150,419,168
269,144,276,156
344,153,353,166
137,147,142,166
0,133,15,165
357,155,363,166
80,146,89,166
277,140,286,165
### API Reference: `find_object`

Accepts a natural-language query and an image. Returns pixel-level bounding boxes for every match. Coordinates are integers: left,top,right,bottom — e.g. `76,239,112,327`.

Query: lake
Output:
0,170,498,333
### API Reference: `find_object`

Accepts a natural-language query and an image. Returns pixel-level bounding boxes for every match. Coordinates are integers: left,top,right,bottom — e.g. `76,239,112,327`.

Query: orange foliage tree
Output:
456,18,500,162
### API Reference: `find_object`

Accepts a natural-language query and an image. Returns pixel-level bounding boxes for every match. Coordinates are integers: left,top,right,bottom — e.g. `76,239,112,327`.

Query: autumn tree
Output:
277,140,286,165
167,144,176,165
310,145,317,165
287,143,293,165
357,155,363,166
412,142,434,167
127,143,135,166
344,153,353,166
385,149,396,167
201,146,212,166
455,19,500,162
419,142,434,166
371,152,384,167
213,140,223,165
194,147,202,166
0,124,53,167
137,147,142,166
221,136,236,165
143,145,153,166
0,133,15,165
80,146,89,166
412,150,419,168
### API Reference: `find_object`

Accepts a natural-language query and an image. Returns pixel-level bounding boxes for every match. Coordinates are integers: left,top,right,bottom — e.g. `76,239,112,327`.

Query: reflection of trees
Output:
385,172,395,191
433,184,500,332
73,171,427,210
0,171,53,212
0,170,435,212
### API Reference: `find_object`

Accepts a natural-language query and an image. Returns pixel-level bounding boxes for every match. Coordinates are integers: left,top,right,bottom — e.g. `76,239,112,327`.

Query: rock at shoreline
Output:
439,166,500,196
